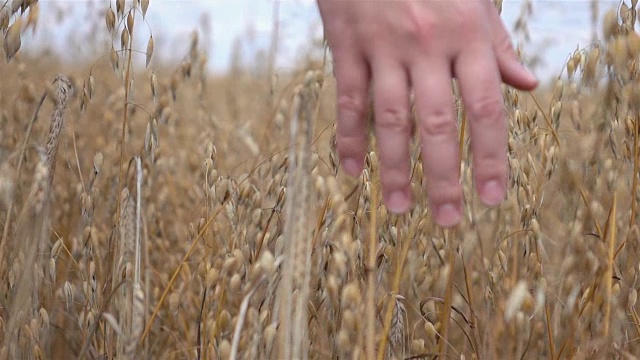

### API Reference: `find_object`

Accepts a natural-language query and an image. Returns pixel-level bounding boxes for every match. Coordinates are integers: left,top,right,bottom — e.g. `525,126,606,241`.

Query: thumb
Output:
488,5,539,90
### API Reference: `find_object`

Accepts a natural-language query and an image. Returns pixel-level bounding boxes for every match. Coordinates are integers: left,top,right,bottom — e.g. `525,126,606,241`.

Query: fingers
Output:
486,2,538,90
411,61,462,227
372,60,412,213
454,46,508,206
332,50,371,176
321,0,525,226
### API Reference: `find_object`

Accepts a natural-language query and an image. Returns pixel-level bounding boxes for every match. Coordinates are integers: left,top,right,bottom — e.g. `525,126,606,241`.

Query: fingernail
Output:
436,203,461,227
387,190,409,213
482,180,505,206
342,157,361,176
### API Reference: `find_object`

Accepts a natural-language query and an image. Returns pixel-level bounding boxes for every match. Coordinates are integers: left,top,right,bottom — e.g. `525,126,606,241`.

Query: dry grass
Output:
2,0,640,359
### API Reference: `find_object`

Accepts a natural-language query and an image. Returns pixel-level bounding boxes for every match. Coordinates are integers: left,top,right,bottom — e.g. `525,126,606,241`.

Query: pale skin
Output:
316,0,539,227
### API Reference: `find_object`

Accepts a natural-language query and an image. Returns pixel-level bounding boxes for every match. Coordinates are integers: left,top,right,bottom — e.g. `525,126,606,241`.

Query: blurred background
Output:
25,0,619,81
4,2,640,358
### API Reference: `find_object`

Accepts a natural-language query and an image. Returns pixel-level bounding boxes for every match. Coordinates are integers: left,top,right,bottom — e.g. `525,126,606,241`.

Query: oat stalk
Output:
116,6,136,228
230,277,265,360
438,231,456,358
0,91,46,248
140,206,225,344
44,75,73,187
631,115,638,226
603,193,617,339
276,72,321,359
529,92,561,148
377,221,416,360
366,171,378,360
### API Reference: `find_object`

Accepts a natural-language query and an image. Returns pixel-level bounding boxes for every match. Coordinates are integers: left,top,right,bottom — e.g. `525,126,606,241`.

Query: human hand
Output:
317,0,538,227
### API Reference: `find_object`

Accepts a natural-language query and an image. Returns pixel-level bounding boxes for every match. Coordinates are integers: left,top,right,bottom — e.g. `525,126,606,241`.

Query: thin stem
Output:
0,92,46,247
631,115,638,226
115,7,137,229
366,173,379,360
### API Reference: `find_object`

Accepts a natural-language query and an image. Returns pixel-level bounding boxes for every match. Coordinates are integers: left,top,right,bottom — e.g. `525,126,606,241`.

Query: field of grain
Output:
2,1,640,359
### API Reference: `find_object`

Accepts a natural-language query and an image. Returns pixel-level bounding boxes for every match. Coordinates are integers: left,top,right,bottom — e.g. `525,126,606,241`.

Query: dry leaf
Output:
603,9,618,40
25,2,38,33
121,27,130,50
627,31,640,58
12,0,23,15
144,118,158,164
141,0,149,18
110,46,119,71
93,152,103,175
80,85,88,112
116,0,125,19
620,3,630,23
146,36,154,67
170,73,179,101
181,60,192,78
150,71,157,102
126,12,134,33
567,58,576,78
88,73,95,99
4,18,22,62
105,6,115,34
0,8,9,31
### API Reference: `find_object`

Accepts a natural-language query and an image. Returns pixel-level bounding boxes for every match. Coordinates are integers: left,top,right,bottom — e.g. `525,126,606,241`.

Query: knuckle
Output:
404,3,486,50
467,96,504,125
405,9,437,47
427,178,461,201
474,157,507,178
337,93,367,117
337,133,365,153
455,8,483,33
419,109,456,138
495,31,514,53
452,3,487,32
380,167,410,189
337,93,366,112
376,107,411,134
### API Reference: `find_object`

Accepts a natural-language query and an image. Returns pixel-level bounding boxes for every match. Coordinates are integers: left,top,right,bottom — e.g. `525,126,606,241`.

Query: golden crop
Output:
1,1,639,359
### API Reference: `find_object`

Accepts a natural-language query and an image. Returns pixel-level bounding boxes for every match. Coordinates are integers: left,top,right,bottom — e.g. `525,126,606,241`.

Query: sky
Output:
25,1,622,81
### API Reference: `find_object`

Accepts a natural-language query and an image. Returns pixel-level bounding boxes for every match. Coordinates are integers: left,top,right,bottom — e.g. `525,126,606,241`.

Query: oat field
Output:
2,1,640,359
